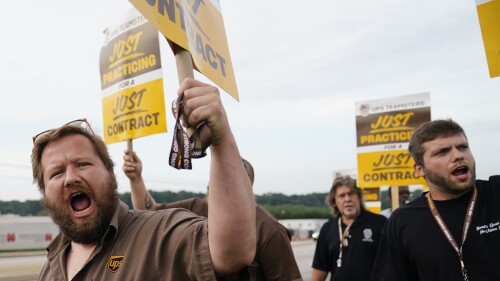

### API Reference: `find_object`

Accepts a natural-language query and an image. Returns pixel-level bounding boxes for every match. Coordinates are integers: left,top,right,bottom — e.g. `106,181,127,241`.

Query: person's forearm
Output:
130,176,156,210
311,269,328,281
208,135,256,275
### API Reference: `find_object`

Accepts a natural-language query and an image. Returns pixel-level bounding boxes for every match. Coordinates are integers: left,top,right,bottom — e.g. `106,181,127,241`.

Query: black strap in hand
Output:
169,93,209,170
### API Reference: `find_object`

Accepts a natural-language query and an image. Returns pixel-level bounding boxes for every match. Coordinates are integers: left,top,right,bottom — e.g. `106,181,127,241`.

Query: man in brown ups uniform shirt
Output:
31,79,256,281
123,152,303,281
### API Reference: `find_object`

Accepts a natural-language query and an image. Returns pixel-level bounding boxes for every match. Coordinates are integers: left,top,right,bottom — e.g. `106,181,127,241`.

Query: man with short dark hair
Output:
311,176,387,281
372,119,500,281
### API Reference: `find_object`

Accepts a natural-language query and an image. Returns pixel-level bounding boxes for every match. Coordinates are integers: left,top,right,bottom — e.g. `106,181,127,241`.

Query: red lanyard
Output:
425,187,477,281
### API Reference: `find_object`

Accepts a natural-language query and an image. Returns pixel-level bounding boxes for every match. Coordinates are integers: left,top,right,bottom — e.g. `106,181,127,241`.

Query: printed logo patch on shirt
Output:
475,220,500,235
107,255,124,273
362,228,374,242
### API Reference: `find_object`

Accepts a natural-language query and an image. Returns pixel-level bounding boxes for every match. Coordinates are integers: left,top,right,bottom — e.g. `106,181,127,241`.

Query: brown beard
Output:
43,174,118,244
423,164,476,196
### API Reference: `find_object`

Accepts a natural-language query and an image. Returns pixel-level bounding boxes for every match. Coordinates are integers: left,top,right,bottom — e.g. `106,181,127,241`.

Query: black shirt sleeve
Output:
312,220,336,274
371,214,419,281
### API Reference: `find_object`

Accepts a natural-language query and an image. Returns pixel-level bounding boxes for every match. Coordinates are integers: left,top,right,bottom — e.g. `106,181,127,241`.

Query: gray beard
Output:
343,207,358,218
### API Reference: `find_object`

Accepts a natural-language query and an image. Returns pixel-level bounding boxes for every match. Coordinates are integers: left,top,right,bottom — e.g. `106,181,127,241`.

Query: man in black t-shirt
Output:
311,176,387,281
372,119,500,281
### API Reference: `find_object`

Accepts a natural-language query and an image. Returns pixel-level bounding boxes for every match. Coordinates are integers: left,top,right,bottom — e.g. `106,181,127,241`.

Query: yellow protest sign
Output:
476,0,500,78
355,93,431,187
100,8,167,144
362,188,382,214
357,150,423,187
129,0,239,100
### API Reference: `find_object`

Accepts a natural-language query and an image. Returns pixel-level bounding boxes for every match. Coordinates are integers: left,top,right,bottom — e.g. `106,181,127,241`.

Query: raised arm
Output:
179,78,256,275
122,150,158,210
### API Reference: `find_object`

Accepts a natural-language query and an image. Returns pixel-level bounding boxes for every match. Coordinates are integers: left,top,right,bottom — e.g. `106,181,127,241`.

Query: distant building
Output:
279,219,327,240
0,215,58,251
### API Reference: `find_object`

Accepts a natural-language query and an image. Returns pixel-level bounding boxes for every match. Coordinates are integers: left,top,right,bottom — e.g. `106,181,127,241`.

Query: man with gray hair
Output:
311,176,387,281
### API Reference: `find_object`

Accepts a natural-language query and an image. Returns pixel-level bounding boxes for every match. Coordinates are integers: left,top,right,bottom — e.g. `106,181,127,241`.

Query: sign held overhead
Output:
99,8,167,145
130,0,239,100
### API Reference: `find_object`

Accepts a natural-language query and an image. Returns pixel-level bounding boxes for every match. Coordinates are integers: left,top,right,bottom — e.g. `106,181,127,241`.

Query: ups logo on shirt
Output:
108,255,124,273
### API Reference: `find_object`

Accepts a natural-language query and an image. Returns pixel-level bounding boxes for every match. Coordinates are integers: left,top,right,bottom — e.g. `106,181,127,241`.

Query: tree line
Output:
0,191,331,219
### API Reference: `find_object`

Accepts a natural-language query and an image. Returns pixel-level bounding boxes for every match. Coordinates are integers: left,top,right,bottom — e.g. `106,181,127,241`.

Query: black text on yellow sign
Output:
357,150,425,187
130,0,239,100
100,22,161,89
102,79,167,144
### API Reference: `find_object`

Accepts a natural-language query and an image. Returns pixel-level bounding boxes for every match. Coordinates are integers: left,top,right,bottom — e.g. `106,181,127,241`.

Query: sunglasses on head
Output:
32,118,94,144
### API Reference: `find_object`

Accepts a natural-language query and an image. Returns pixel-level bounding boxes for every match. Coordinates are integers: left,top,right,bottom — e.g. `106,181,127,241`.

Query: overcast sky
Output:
1,0,499,201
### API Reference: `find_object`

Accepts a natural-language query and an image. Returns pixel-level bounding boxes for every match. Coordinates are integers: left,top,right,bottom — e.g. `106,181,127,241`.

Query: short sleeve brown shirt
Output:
159,198,303,281
38,201,216,281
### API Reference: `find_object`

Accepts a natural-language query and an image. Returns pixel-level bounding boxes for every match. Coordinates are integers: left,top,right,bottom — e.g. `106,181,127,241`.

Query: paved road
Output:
0,240,317,281
292,239,315,280
0,251,45,281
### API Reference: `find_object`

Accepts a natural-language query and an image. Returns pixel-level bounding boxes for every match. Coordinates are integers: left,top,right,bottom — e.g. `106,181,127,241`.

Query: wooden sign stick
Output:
391,185,400,210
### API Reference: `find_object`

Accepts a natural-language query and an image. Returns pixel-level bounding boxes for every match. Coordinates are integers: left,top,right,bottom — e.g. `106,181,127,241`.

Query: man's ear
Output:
414,164,425,177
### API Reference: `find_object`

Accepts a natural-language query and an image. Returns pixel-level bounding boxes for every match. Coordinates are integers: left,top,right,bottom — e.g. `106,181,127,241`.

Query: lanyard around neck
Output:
338,217,352,246
425,187,477,281
336,217,353,268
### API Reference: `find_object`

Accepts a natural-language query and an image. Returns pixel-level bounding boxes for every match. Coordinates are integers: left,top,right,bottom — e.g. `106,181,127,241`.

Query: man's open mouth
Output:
452,165,468,176
71,192,92,214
